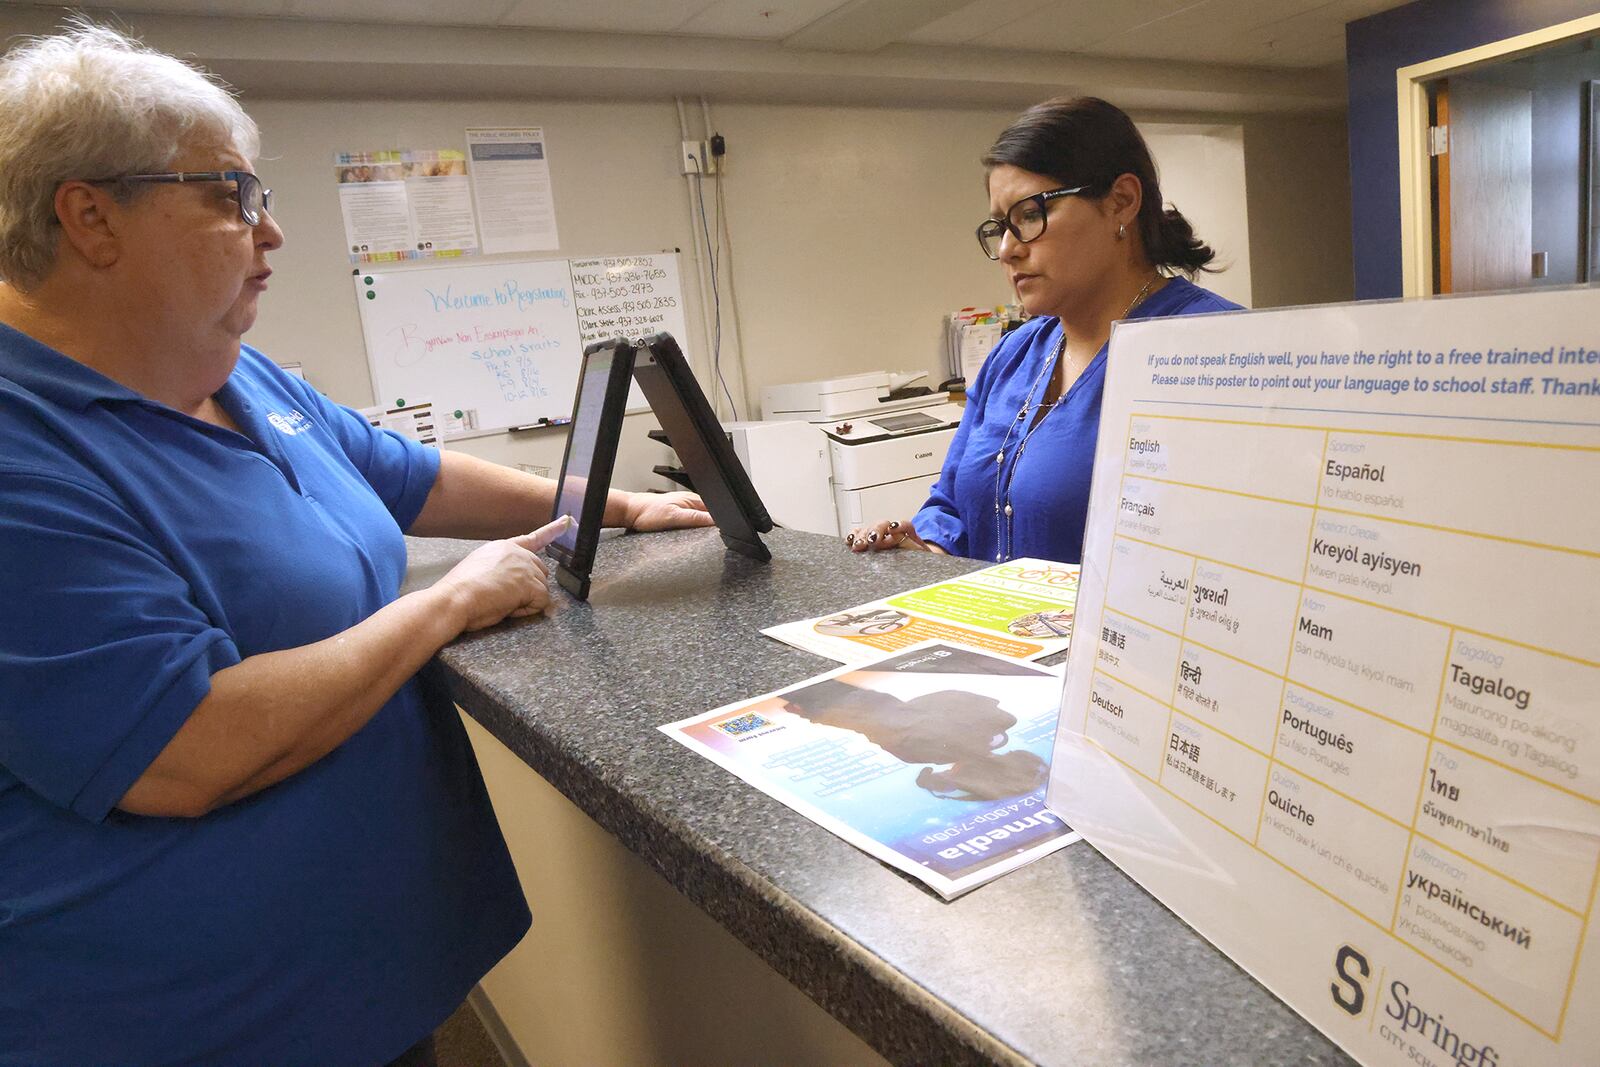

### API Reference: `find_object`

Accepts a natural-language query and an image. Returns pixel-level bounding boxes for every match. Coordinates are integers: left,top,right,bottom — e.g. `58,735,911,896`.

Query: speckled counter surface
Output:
405,527,1355,1067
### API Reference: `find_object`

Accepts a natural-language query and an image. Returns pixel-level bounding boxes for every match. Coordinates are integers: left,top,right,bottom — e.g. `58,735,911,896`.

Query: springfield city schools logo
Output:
1331,945,1500,1067
267,410,312,436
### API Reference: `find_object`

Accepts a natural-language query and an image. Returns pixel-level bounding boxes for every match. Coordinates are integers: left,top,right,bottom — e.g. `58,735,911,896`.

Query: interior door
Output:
1438,77,1534,293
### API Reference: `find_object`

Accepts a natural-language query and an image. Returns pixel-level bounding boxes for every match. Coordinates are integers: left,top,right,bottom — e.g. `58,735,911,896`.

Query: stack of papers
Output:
944,306,1020,386
660,559,1084,899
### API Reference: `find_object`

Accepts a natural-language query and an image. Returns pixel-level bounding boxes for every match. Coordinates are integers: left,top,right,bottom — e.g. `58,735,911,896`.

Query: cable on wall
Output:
675,96,726,419
690,150,739,420
700,95,752,420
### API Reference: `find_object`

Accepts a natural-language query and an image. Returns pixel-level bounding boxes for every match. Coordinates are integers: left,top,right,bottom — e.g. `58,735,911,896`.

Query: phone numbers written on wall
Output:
569,255,683,346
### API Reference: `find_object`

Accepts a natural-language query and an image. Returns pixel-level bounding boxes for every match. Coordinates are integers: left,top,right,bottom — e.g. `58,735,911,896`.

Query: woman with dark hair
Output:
846,97,1240,564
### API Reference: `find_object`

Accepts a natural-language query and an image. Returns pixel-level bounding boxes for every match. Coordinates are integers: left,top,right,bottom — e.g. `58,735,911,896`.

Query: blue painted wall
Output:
1345,0,1597,298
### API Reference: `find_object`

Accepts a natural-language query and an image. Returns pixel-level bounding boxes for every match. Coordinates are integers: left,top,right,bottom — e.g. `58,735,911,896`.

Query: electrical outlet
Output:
680,139,714,175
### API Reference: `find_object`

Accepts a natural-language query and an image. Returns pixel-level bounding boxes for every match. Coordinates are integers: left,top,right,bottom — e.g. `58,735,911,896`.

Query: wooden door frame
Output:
1433,81,1451,294
1396,12,1600,298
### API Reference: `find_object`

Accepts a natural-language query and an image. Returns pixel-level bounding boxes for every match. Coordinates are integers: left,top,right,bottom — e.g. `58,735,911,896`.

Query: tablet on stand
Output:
546,339,636,599
548,333,773,600
630,333,773,563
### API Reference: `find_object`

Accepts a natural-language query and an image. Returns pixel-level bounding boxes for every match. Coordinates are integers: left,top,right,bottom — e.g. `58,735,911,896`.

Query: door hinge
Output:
1428,124,1449,157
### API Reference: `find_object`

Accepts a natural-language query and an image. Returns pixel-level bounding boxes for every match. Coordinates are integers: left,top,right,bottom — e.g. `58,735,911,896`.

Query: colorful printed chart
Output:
1049,287,1599,1067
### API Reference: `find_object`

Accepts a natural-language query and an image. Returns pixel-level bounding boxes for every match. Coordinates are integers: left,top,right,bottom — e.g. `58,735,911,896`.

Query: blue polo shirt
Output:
0,324,530,1067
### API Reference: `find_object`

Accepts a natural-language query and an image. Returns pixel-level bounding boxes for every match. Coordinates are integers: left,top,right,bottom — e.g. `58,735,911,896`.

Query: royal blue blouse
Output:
913,278,1240,564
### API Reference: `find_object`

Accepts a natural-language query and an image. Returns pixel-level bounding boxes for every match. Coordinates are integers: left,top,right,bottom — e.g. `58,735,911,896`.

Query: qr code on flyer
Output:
717,713,768,736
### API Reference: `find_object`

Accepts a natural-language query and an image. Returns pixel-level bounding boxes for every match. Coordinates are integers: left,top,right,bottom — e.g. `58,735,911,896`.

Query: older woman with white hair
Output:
0,24,711,1067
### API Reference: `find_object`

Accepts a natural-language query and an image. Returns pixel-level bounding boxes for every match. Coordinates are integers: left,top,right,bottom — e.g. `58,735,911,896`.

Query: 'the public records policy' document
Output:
1048,286,1599,1067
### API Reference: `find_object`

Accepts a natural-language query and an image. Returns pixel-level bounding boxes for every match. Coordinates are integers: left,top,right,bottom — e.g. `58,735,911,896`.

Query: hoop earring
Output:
1116,222,1126,240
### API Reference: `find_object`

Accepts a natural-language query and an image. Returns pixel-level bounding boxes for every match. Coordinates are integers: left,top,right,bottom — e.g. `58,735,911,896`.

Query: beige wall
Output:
707,106,1257,406
244,97,700,486
240,96,1310,488
1242,115,1357,308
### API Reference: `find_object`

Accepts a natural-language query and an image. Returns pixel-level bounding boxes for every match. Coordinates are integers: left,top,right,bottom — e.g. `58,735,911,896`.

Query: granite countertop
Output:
405,527,1355,1067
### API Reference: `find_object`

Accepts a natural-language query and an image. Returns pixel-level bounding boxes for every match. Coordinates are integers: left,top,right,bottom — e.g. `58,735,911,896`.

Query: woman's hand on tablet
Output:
437,517,569,631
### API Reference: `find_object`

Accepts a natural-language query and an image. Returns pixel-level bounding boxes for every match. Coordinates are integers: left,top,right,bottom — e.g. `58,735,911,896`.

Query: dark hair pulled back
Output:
982,96,1216,276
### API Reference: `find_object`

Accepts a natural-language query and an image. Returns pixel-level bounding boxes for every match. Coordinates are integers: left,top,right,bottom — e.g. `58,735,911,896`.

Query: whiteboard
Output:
354,251,689,436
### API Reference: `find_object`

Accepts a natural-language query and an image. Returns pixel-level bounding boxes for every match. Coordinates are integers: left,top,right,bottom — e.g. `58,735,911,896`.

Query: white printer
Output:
729,371,962,537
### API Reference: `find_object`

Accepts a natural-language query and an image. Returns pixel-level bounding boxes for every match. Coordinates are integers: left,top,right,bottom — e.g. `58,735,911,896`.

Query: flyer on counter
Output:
762,557,1079,664
662,642,1079,899
1048,286,1600,1066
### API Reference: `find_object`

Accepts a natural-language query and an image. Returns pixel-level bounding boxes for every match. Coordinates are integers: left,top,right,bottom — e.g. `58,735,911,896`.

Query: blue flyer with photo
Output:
661,641,1079,899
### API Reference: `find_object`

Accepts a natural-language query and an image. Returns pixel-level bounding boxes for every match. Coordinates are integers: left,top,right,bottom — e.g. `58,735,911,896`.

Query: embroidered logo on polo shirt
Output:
267,410,312,436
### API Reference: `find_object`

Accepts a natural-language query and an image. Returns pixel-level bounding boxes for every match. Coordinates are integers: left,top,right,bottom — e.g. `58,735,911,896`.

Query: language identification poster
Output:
662,643,1079,899
1048,286,1599,1066
762,557,1079,664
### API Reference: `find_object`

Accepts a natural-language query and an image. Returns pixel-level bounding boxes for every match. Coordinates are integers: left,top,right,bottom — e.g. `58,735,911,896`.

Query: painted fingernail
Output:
888,520,900,529
868,532,879,543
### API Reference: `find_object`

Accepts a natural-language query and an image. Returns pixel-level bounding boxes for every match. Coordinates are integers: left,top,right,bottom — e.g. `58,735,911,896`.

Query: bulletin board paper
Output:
1048,286,1600,1066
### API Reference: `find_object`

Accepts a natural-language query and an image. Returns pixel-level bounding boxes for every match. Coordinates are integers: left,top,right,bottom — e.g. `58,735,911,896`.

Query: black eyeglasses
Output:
84,171,274,226
976,184,1097,260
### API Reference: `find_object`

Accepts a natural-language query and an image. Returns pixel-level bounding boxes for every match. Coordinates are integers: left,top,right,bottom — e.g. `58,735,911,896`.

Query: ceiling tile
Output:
1081,4,1352,69
52,0,292,16
9,0,1417,71
912,0,1410,60
781,0,978,50
677,0,851,40
976,0,1200,52
283,0,513,26
1326,0,1418,24
1181,0,1328,33
1239,13,1353,67
904,0,1060,46
498,0,714,33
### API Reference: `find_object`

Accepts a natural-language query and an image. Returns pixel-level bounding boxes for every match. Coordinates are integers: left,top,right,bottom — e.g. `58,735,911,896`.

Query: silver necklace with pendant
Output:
989,274,1160,563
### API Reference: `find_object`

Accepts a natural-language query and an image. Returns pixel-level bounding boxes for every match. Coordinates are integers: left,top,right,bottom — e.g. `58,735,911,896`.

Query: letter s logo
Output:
1331,945,1369,1016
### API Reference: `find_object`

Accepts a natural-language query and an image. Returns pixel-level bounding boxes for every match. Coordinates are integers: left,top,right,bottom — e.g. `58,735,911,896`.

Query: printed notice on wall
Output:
1048,286,1600,1066
335,154,409,262
466,128,559,255
335,149,477,263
